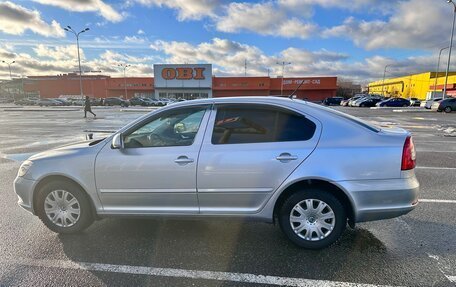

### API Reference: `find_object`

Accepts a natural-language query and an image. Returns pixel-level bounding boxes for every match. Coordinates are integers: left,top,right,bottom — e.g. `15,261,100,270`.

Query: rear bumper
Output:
337,175,419,223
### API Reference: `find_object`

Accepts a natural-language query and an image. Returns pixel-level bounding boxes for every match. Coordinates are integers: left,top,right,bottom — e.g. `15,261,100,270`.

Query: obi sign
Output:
154,64,212,89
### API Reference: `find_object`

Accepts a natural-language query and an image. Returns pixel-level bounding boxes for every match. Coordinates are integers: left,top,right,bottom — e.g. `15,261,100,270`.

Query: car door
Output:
197,103,321,214
95,105,211,215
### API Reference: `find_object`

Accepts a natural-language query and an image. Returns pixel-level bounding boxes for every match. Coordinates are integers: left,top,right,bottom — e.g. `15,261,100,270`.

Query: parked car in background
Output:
433,97,456,113
409,98,421,107
348,94,367,106
89,98,103,106
340,98,350,106
376,97,411,107
51,98,71,106
0,97,14,104
14,97,419,249
355,97,383,107
323,97,343,106
104,97,130,107
68,98,85,106
14,98,39,106
129,97,149,106
421,98,442,109
143,98,159,106
140,98,156,106
37,99,62,107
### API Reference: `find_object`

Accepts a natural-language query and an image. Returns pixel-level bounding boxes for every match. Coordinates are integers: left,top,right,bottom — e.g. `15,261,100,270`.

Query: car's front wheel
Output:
444,106,452,113
278,190,346,249
36,180,94,233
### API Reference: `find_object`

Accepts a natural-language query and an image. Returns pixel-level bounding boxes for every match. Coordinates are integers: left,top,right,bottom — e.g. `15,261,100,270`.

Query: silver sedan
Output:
14,97,419,249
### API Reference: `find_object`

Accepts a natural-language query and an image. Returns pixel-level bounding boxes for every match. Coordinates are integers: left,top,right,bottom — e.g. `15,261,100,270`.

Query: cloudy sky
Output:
0,0,454,84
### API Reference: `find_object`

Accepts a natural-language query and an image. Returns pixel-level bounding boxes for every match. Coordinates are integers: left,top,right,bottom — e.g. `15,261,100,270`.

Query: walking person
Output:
84,96,96,118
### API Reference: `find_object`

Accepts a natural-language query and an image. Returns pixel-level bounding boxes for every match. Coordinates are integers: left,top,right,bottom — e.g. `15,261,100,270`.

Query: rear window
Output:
302,101,381,133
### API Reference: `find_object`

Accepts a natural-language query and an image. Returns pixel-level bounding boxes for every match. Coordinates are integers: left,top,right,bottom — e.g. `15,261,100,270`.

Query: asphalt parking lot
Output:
0,104,455,287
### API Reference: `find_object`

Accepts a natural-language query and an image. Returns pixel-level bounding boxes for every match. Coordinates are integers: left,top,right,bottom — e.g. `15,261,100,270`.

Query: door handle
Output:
174,156,194,165
276,153,298,162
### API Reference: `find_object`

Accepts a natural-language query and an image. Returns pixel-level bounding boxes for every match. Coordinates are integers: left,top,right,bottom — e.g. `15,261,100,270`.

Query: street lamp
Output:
433,46,452,95
2,60,15,79
443,0,456,100
64,26,89,99
382,64,391,97
118,63,131,99
276,61,291,97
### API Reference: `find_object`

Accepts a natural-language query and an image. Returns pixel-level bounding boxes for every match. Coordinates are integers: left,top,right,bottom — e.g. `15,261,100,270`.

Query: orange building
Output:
24,67,337,101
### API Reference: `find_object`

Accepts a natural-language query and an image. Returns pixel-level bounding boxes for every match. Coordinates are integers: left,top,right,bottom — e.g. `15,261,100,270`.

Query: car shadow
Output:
54,218,394,285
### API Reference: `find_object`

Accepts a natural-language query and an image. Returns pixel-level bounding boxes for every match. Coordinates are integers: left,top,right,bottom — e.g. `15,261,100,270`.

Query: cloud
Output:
33,44,85,61
124,36,146,44
137,29,145,35
0,44,154,79
134,0,219,20
322,0,452,50
0,1,65,37
33,0,124,22
149,37,453,84
215,1,316,39
279,0,401,13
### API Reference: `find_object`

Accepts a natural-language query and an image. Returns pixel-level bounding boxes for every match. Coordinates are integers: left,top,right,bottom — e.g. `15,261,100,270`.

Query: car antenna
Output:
288,79,306,99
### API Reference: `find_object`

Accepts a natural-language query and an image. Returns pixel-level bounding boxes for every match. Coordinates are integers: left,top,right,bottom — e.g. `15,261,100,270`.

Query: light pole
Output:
2,60,15,79
443,0,456,100
64,26,89,99
433,46,452,95
382,64,391,97
276,61,291,96
118,63,131,99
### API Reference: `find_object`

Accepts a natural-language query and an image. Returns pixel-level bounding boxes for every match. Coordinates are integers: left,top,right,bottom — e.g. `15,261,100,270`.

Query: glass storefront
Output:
156,91,211,100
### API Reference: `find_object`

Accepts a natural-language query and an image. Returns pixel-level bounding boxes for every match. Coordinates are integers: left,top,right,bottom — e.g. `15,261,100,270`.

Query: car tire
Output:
444,106,452,113
278,189,346,249
35,180,94,234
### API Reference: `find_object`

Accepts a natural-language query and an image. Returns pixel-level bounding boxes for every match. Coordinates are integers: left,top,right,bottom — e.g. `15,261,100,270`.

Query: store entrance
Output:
157,92,210,100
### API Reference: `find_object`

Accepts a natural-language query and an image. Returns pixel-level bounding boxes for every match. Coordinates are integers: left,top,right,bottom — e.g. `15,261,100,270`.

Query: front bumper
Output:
337,175,419,223
14,176,37,214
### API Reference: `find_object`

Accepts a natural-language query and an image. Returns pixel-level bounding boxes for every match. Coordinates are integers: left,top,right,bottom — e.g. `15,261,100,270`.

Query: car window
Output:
124,106,206,148
211,105,316,145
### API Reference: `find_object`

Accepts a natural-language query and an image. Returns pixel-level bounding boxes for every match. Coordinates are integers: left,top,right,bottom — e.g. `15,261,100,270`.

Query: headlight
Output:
17,160,33,177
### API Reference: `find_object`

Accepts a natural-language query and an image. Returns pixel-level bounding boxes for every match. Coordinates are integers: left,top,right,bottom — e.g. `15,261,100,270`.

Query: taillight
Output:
401,136,416,170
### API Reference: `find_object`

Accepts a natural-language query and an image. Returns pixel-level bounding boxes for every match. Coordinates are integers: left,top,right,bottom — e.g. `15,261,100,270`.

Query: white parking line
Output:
420,199,456,204
427,254,456,284
416,166,456,170
0,257,402,287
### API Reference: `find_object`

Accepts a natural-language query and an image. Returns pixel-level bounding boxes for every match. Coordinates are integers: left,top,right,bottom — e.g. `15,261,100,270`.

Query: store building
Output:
21,64,338,101
368,72,456,100
154,64,212,99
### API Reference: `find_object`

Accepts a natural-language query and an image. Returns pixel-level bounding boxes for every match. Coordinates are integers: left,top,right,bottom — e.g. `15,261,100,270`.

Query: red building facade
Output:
24,73,337,101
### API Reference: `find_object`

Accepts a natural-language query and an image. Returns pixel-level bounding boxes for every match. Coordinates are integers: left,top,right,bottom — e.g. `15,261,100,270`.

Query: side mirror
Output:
111,133,124,149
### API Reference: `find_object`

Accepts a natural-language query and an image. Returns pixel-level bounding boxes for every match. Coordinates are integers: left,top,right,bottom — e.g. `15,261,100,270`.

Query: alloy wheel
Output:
44,190,81,227
289,199,336,241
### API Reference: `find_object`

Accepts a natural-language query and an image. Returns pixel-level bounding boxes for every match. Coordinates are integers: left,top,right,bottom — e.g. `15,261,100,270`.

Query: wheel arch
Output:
273,179,356,227
32,175,97,218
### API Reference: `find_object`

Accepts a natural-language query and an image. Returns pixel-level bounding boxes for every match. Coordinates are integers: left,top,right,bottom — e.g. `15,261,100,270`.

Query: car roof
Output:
165,96,298,107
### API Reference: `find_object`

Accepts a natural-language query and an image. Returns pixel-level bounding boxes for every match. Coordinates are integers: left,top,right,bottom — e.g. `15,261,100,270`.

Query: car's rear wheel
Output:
278,190,346,249
444,106,452,113
36,180,94,233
